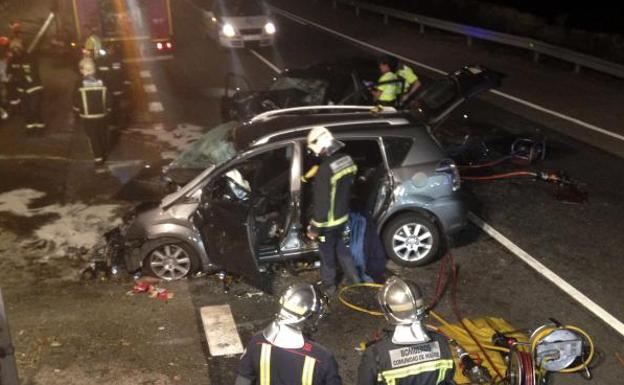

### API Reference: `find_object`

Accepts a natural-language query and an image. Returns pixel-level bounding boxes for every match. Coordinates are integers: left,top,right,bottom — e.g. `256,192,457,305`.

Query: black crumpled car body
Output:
221,57,379,121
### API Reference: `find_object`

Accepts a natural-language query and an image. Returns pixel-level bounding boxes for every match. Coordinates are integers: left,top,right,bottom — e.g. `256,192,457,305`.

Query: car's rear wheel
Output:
143,239,200,281
383,213,440,267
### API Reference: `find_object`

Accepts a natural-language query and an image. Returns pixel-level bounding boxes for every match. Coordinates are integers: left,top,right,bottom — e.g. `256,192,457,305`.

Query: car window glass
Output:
168,121,240,170
269,77,328,105
420,78,457,110
383,137,414,168
208,145,292,201
341,139,384,169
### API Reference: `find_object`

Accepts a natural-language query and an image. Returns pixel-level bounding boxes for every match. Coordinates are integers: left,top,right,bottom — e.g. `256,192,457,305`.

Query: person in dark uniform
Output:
74,58,110,167
96,43,129,129
235,283,342,385
18,50,44,131
6,38,24,110
305,126,360,295
357,277,456,385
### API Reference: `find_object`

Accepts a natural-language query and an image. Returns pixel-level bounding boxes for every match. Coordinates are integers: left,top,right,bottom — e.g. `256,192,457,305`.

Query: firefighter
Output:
371,55,401,106
396,62,421,104
96,43,128,129
6,38,24,109
15,44,44,131
84,27,103,59
0,36,10,120
357,277,456,385
305,126,360,295
74,58,110,167
235,283,342,385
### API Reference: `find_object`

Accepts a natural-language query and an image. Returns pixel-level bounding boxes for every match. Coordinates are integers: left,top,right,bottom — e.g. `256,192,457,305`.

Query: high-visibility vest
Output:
377,71,401,102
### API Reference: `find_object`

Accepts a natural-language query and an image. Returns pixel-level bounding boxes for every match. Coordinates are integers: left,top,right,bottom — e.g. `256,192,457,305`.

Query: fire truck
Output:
56,0,173,56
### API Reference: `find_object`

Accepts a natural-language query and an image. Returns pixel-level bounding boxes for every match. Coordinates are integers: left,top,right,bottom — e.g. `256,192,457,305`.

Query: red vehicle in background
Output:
56,0,173,56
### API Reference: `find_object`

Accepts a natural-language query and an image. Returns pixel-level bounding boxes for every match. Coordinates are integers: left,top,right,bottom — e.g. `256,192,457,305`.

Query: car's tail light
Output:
436,159,461,191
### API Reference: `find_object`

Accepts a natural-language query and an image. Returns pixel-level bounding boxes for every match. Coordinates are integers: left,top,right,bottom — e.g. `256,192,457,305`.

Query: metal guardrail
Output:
0,289,19,385
329,0,624,79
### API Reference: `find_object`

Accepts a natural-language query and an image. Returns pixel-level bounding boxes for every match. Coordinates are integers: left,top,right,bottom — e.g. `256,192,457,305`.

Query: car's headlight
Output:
222,23,236,37
264,22,276,35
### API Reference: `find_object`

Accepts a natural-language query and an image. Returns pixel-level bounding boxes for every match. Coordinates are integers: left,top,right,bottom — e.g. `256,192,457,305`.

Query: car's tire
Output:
142,238,200,281
382,213,441,267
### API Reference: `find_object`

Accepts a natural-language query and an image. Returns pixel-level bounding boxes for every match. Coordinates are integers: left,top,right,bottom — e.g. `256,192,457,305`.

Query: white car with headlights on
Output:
204,0,276,48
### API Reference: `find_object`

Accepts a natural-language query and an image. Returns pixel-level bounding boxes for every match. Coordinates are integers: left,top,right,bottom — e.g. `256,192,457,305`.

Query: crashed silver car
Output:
108,66,502,283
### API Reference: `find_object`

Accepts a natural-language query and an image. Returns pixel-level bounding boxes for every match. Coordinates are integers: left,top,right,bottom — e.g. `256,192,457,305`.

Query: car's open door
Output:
408,65,504,126
198,168,263,287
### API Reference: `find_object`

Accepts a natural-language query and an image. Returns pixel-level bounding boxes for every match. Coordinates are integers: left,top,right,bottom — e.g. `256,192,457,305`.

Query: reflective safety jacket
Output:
73,77,110,119
376,71,401,103
357,331,456,385
238,332,342,385
396,65,418,94
310,152,357,232
96,55,127,95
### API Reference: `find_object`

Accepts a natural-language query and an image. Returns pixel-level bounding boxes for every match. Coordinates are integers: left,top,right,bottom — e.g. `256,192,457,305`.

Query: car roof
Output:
231,110,421,148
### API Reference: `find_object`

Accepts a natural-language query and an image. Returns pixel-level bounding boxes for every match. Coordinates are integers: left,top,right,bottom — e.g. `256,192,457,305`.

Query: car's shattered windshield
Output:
269,76,328,105
168,121,240,170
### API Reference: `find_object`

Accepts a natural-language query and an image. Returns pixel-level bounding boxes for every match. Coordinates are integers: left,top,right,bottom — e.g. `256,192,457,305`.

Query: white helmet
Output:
307,126,343,155
263,283,326,349
79,58,96,77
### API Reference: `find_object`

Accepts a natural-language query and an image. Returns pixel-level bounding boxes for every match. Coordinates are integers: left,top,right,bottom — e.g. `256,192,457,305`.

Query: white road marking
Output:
144,84,158,93
271,6,624,144
140,70,152,78
244,28,624,337
249,49,282,74
200,304,244,356
468,212,624,338
149,101,164,112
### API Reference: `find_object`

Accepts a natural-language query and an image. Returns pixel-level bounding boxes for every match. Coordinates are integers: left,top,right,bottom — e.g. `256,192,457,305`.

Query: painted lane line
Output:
200,304,244,356
271,7,445,76
140,70,152,78
143,84,158,93
468,212,624,338
250,49,282,74
149,101,164,112
490,90,624,142
271,6,624,144
247,39,624,338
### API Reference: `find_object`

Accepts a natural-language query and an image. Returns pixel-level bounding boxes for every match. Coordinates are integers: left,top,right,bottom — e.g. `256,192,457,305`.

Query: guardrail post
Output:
574,63,581,74
467,36,472,46
383,14,388,24
0,289,20,385
533,51,540,63
332,0,337,9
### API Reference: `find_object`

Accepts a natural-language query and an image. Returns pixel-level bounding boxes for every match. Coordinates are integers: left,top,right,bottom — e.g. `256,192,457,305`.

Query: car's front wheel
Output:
382,213,441,267
143,239,200,281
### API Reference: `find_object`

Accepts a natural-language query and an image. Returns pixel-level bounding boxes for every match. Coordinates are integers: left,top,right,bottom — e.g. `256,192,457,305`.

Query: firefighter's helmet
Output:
263,283,327,348
307,126,344,156
378,276,427,325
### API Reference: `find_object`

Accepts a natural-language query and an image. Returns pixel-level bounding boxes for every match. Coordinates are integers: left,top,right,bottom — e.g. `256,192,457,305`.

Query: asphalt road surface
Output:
0,0,623,384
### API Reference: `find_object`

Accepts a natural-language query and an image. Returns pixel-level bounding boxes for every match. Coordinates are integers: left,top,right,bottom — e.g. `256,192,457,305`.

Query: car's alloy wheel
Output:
392,223,433,262
147,244,193,281
383,213,441,267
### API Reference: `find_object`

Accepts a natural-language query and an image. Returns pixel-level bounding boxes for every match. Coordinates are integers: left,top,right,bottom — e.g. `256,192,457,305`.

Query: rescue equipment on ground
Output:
340,252,596,385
